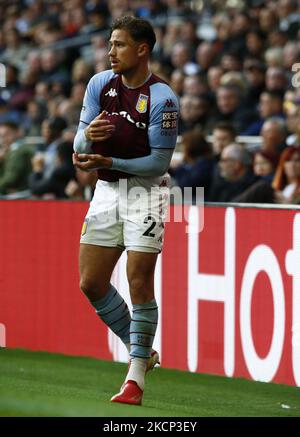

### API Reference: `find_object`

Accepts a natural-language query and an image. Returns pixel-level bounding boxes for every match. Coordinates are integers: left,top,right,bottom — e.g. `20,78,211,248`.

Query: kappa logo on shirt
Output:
105,88,118,97
164,99,175,108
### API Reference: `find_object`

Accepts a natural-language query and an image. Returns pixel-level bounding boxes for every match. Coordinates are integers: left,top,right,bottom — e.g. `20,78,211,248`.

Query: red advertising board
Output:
0,200,300,386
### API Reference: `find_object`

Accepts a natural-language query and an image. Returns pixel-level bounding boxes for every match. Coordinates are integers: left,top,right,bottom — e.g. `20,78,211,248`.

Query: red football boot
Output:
111,380,143,406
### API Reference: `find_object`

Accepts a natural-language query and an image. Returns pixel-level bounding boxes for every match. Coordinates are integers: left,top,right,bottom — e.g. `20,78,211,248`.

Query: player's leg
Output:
111,251,159,405
79,178,134,349
79,243,131,347
111,250,159,405
79,244,122,301
126,250,159,380
111,176,168,404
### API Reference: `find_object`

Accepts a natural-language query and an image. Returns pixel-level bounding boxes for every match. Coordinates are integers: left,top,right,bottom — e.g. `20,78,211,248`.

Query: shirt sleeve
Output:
73,70,115,153
111,148,174,177
148,82,179,149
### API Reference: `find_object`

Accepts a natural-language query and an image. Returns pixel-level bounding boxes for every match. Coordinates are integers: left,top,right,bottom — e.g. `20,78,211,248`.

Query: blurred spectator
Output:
213,13,232,55
242,90,285,136
8,69,37,112
234,123,279,204
265,47,284,68
265,66,287,93
179,19,201,54
170,69,185,97
259,7,278,34
260,117,287,153
169,41,199,76
220,52,243,73
230,11,252,57
211,122,237,161
0,64,20,104
31,116,67,181
169,130,214,201
277,0,300,40
56,82,86,125
207,65,224,94
40,48,70,91
24,50,41,77
149,59,170,83
0,121,34,195
65,168,98,200
0,97,23,125
23,99,47,136
80,34,108,65
81,5,109,34
213,84,258,133
220,71,248,95
108,0,133,21
61,125,77,143
283,41,300,70
0,28,29,70
245,28,265,60
267,29,288,48
161,18,182,57
29,140,76,199
34,81,51,107
179,94,212,134
272,146,300,203
243,59,266,108
71,58,94,84
285,104,300,146
195,41,217,74
151,25,165,61
182,74,209,97
253,149,279,181
208,143,258,202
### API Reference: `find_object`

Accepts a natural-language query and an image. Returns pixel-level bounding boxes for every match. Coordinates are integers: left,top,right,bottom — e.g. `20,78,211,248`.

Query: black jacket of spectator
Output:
169,157,214,201
208,170,259,202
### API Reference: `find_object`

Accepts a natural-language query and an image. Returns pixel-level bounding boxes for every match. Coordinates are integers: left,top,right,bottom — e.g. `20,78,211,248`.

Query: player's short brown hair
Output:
111,16,156,52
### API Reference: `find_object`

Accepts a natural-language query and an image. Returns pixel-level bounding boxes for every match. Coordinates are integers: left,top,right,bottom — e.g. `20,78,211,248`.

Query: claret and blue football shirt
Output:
76,70,179,181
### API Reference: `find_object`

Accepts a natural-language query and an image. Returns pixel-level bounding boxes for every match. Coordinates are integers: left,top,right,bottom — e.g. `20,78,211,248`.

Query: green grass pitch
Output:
0,349,299,417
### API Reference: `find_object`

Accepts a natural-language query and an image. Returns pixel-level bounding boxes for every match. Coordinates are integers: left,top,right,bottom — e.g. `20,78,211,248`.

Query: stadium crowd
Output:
0,0,300,203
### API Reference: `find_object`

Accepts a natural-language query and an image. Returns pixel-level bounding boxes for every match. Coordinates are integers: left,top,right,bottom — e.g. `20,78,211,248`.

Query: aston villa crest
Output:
136,94,148,113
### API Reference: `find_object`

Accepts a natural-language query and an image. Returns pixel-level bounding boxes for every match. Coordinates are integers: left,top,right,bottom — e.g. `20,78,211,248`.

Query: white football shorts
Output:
80,174,170,253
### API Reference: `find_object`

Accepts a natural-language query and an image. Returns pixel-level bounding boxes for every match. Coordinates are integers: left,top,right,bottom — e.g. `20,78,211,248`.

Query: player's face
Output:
108,29,141,74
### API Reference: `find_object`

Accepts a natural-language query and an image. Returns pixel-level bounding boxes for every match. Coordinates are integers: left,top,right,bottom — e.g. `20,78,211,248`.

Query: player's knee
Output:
128,276,150,295
128,272,155,303
79,277,105,300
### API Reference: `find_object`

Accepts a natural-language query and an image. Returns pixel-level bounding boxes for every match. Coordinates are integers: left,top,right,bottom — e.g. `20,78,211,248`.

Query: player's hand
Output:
73,153,112,172
85,111,115,142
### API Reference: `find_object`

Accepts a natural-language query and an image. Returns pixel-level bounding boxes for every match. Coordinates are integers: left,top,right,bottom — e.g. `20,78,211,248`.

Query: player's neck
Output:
121,64,151,89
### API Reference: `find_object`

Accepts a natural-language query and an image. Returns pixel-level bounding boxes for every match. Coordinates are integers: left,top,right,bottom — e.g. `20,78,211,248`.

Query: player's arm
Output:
73,148,174,175
73,73,115,153
111,148,174,176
